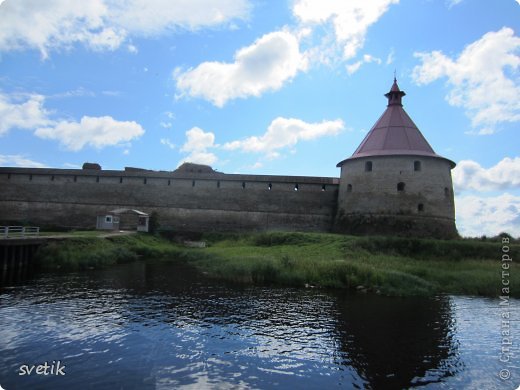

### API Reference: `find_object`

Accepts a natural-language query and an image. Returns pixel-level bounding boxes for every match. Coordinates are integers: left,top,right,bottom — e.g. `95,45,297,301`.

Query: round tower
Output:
335,79,457,238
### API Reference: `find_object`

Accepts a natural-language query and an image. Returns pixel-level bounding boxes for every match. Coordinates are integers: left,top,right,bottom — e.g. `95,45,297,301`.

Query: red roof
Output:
337,79,455,168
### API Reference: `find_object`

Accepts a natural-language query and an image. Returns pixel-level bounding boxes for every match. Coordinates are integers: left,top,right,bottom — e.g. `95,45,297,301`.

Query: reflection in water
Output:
333,294,461,388
0,261,517,389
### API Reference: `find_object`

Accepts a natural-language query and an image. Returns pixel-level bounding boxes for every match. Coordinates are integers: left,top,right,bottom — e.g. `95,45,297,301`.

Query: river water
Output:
0,261,518,389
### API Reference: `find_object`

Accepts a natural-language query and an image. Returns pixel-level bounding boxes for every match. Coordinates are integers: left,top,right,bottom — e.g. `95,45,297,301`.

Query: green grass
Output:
34,231,519,297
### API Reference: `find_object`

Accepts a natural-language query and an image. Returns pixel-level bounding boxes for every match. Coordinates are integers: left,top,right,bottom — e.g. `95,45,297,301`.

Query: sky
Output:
0,0,519,237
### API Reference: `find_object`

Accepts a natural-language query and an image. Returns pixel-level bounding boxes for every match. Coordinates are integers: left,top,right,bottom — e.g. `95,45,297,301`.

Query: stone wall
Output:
0,168,339,232
335,155,457,238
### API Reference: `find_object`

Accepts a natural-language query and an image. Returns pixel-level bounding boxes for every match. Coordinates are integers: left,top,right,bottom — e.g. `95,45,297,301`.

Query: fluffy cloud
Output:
0,91,145,150
453,157,520,192
412,28,520,134
0,93,53,135
160,138,176,149
346,54,382,75
455,193,520,237
35,116,144,151
223,117,344,158
175,30,307,107
0,154,47,168
179,127,217,165
0,0,249,58
292,0,399,60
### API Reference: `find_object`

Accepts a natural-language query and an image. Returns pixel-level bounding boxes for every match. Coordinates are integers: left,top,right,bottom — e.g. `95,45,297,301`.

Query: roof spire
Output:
385,76,405,106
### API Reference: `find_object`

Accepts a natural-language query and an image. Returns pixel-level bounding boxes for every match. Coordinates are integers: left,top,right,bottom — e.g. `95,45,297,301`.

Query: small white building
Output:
96,209,149,232
96,214,120,230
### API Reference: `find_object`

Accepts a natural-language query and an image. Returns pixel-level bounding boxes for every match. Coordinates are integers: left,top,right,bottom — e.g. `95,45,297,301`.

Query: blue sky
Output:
0,0,519,237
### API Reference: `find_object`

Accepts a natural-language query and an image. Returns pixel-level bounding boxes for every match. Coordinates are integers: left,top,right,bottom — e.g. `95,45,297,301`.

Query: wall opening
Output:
192,180,195,187
29,174,33,181
365,161,373,172
217,181,220,188
7,173,11,180
51,175,55,181
268,183,272,190
414,161,421,171
397,182,405,192
347,184,352,193
242,182,246,189
120,177,123,184
294,183,299,191
418,203,424,212
143,178,147,184
96,176,100,183
168,179,171,186
74,175,77,182
444,187,449,197
321,184,326,191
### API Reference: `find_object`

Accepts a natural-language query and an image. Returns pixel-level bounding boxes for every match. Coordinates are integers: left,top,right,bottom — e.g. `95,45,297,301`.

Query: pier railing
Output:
0,226,40,239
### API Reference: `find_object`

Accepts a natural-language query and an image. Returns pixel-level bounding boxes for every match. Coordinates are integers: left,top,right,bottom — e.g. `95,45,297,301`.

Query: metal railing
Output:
0,226,40,238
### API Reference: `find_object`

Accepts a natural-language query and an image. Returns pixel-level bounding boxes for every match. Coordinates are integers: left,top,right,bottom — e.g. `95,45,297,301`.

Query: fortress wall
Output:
0,168,339,232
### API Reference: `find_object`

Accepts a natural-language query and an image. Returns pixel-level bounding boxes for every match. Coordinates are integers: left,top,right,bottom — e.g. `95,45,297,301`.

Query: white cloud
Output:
386,48,395,65
160,138,176,149
453,157,520,192
160,122,172,129
292,0,399,60
346,54,382,75
179,127,217,165
223,117,344,157
412,28,520,134
0,154,47,168
447,0,464,8
35,116,144,151
175,30,308,107
0,93,53,135
0,91,145,150
0,0,249,58
455,193,520,237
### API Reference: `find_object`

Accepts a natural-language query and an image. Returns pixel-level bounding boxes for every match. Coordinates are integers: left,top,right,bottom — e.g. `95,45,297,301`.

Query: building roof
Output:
337,79,455,168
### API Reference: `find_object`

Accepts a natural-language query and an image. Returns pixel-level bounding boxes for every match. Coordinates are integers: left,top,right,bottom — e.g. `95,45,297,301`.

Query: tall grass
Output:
35,231,519,297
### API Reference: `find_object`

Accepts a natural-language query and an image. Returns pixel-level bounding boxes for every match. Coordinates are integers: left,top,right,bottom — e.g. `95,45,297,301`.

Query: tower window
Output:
51,175,55,181
418,203,424,212
322,184,326,191
143,178,147,184
29,174,33,181
294,183,299,191
96,176,100,183
192,180,195,187
397,182,405,192
268,183,272,190
168,179,171,186
347,184,352,193
444,187,449,197
365,161,373,172
120,177,123,184
217,181,220,188
414,161,421,171
74,175,77,182
242,182,246,189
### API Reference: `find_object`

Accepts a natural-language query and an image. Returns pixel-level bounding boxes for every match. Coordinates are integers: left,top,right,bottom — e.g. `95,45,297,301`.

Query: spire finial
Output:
394,69,397,82
385,76,406,106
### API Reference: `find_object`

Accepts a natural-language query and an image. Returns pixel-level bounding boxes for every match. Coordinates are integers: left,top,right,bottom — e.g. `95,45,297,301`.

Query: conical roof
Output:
337,79,455,168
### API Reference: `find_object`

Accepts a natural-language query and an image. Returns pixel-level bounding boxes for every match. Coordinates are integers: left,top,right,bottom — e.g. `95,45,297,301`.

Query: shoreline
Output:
33,231,519,297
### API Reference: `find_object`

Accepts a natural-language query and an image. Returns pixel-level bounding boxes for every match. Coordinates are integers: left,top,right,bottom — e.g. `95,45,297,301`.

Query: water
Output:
0,261,518,389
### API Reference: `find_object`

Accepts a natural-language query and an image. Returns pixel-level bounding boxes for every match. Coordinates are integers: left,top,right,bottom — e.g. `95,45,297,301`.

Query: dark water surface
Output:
0,261,518,389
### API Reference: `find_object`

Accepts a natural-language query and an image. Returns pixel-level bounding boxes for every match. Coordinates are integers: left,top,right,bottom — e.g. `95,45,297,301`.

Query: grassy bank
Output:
35,232,519,297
